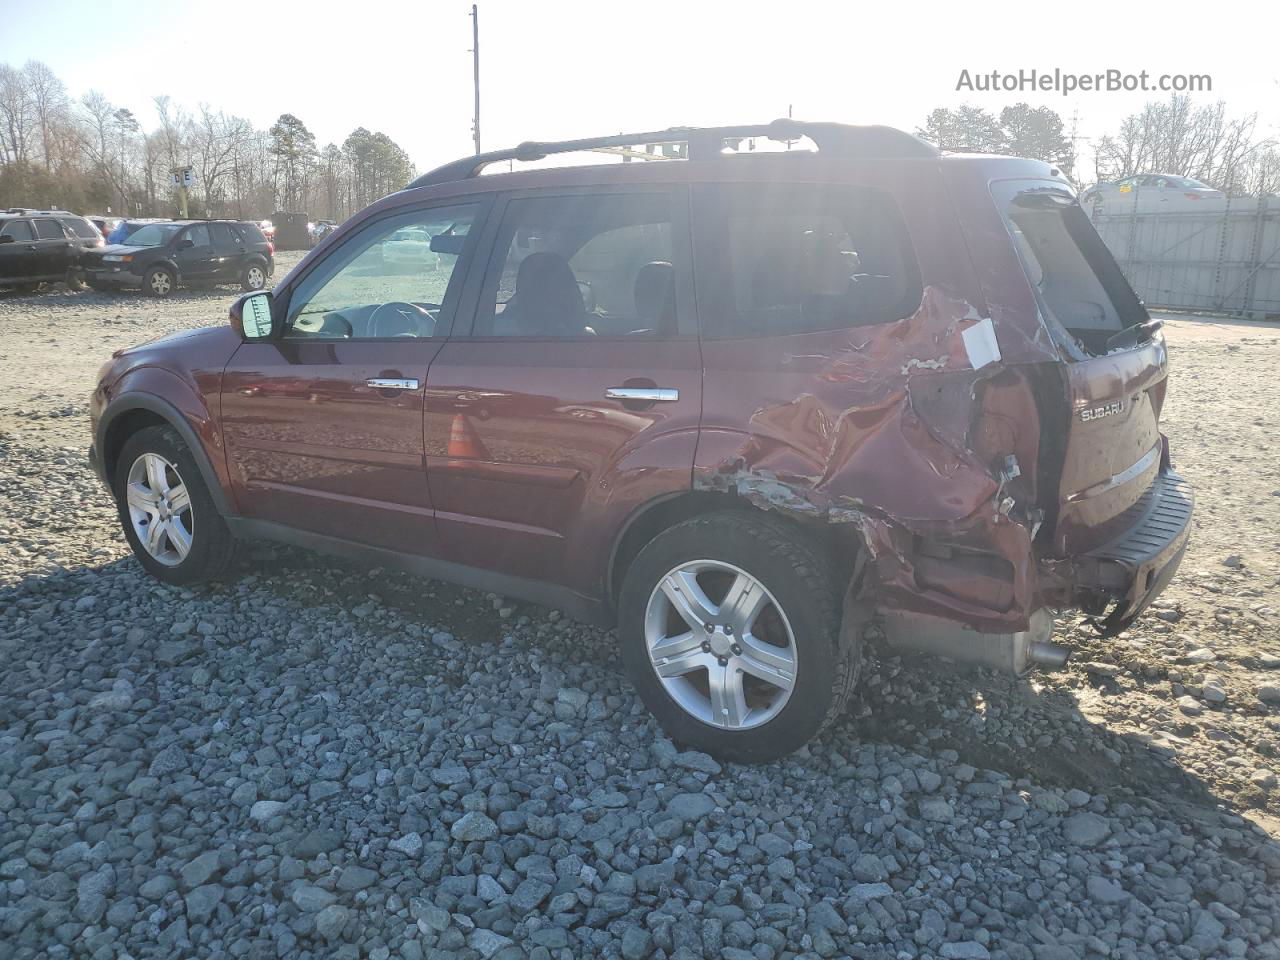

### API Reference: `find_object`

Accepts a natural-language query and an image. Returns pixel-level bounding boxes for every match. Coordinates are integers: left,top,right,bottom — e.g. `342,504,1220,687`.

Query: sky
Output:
2,0,1277,181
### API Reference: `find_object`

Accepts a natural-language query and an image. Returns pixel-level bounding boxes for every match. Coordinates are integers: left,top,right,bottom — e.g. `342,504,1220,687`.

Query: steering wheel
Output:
369,301,437,338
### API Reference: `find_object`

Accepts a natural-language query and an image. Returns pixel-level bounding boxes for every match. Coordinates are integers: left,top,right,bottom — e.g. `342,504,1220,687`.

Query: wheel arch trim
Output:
97,392,235,517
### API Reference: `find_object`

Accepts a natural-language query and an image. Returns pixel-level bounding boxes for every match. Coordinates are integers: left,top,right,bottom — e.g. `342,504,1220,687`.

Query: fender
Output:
96,380,235,518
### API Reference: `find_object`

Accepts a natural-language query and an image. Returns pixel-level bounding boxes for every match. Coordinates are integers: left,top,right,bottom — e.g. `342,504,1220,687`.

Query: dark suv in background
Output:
83,219,273,296
89,120,1193,761
0,209,103,291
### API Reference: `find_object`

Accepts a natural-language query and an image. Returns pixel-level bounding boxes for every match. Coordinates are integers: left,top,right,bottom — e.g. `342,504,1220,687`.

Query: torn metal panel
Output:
693,285,1049,630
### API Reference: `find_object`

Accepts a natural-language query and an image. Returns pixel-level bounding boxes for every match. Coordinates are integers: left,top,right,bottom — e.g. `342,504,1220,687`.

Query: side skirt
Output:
225,517,612,627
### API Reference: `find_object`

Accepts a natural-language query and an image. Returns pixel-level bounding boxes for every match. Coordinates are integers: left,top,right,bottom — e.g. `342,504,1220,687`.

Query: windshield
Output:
124,223,183,247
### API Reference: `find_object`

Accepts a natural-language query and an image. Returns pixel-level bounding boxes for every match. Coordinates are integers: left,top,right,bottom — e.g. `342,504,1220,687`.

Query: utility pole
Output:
470,4,481,155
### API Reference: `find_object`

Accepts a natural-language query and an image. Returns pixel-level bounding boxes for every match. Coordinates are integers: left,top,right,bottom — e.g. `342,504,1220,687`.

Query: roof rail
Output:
406,119,938,190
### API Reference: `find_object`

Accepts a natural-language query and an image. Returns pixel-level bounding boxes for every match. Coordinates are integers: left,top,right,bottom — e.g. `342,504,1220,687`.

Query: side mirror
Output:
0,235,13,244
231,291,277,340
176,238,195,250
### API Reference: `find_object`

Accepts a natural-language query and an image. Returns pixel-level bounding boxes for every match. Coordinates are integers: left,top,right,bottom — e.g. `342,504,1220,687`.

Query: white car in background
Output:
1080,174,1225,211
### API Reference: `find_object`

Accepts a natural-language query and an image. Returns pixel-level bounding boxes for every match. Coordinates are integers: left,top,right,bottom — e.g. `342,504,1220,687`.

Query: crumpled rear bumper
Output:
1050,468,1194,635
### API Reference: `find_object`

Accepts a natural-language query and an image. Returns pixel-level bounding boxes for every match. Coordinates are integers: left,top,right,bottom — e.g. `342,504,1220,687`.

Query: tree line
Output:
0,60,415,220
917,96,1279,195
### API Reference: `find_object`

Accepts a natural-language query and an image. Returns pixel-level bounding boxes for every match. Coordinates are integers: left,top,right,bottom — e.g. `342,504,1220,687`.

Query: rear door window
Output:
33,218,67,240
995,182,1149,356
184,224,212,247
0,220,35,242
473,192,680,338
693,183,921,337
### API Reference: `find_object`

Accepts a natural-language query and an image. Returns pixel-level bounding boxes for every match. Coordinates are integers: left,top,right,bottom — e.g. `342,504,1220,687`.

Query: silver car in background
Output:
1081,174,1225,211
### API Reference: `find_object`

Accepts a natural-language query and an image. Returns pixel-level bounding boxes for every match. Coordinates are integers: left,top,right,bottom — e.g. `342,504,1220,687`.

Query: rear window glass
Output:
998,184,1148,356
33,218,66,240
695,184,921,337
59,217,100,240
0,220,34,242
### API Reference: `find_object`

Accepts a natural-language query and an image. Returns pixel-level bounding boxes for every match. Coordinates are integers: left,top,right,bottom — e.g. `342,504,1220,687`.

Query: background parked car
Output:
1080,174,1225,210
106,218,171,244
308,219,337,246
0,210,102,291
87,215,122,238
82,219,273,296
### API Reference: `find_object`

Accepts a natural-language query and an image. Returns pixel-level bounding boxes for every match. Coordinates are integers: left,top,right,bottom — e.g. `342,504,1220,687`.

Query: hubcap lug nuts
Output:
717,657,728,667
731,644,742,656
701,641,711,652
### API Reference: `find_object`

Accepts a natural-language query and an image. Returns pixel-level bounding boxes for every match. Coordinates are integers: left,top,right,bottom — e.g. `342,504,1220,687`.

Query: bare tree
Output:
23,60,67,171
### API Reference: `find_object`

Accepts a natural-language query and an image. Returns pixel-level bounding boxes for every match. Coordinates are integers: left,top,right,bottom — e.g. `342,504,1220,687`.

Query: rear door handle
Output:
605,387,679,402
366,377,420,390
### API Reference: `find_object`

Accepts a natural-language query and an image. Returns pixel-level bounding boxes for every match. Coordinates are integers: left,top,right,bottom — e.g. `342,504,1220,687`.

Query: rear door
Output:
219,199,485,554
32,217,74,278
423,187,701,584
209,223,244,281
995,181,1168,554
173,224,218,281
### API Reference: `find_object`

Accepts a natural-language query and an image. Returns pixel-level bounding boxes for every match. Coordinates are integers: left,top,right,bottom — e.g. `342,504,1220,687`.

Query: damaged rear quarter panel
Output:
692,160,1062,631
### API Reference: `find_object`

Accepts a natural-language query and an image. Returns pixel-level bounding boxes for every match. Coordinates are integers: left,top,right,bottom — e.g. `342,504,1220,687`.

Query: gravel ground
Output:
2,273,1279,960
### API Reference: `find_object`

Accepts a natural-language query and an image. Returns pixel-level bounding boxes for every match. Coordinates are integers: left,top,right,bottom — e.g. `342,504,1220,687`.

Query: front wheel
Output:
618,512,861,763
144,266,175,297
113,425,235,584
241,261,267,291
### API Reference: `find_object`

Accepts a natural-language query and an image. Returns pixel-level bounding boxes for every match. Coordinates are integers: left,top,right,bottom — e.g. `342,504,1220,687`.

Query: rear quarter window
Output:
59,217,100,240
694,183,922,338
235,222,266,244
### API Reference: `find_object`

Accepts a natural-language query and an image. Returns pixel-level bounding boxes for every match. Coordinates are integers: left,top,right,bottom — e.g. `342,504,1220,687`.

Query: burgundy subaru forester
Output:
90,120,1192,762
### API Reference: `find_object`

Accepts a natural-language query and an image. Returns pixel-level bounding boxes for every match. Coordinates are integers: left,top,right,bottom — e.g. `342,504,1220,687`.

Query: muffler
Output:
880,608,1070,675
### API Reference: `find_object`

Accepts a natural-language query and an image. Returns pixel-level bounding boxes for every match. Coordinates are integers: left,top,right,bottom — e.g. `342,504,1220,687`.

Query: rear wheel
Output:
113,426,235,584
144,266,175,297
241,261,267,291
618,512,861,763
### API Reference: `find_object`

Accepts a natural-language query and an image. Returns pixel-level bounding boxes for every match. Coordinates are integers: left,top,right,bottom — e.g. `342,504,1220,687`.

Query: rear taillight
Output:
1184,193,1202,200
267,241,274,255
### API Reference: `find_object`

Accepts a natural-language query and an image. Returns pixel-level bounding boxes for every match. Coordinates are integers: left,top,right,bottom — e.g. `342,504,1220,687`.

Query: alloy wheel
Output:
644,559,798,730
125,453,193,566
246,266,265,289
150,271,172,295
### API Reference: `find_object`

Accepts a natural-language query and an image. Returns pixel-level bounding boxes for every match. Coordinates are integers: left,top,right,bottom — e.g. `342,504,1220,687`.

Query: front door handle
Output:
366,377,420,390
605,387,679,402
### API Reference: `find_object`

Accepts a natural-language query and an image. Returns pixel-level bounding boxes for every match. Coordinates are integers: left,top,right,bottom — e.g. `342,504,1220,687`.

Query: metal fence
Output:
1087,198,1280,319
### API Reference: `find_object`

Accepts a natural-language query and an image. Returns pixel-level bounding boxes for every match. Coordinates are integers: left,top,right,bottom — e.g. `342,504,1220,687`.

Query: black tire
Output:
240,260,268,292
113,425,235,585
618,511,861,763
144,265,175,297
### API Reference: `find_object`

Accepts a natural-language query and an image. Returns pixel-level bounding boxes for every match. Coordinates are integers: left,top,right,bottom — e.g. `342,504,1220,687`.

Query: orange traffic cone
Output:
448,413,490,460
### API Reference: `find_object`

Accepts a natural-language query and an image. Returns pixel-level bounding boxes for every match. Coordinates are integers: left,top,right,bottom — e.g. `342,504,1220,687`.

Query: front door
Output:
220,200,485,554
0,219,39,282
425,188,702,584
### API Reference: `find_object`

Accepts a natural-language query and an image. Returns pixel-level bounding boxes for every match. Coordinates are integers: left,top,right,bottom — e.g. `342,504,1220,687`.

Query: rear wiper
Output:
1105,319,1164,351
